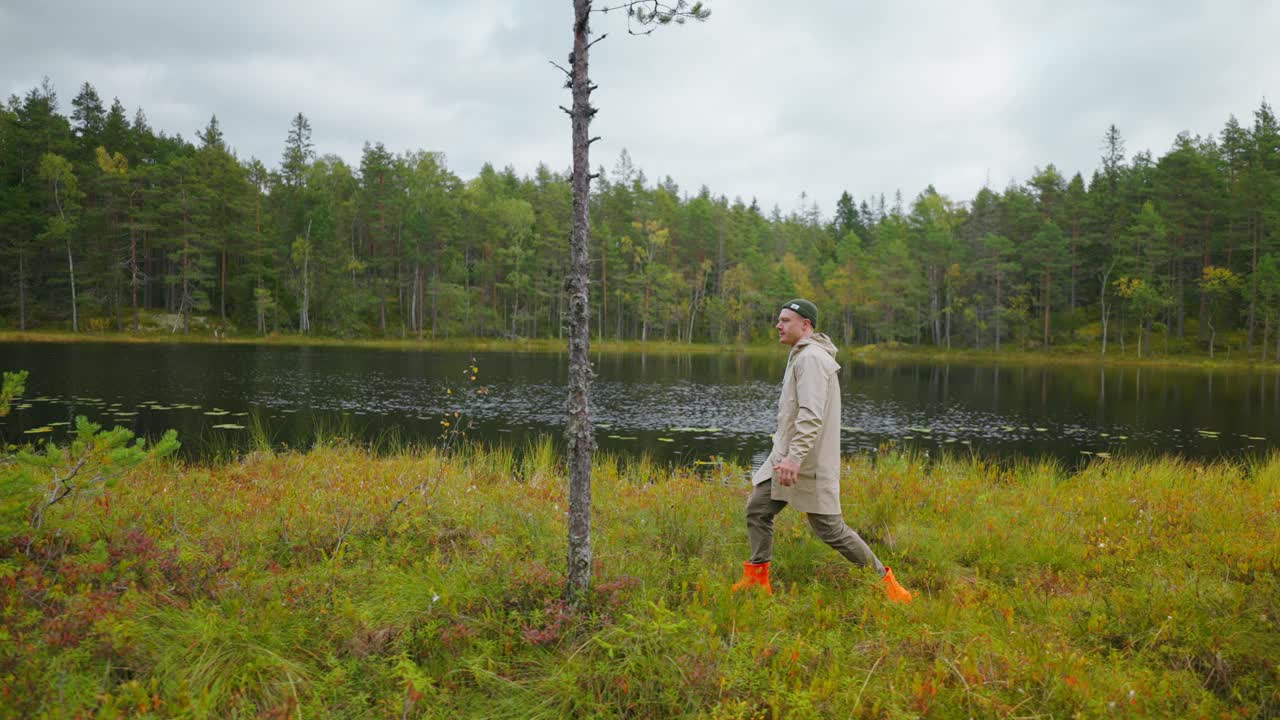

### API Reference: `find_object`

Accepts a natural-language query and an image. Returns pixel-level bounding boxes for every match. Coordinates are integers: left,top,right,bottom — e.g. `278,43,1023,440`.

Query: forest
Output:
3,79,1279,357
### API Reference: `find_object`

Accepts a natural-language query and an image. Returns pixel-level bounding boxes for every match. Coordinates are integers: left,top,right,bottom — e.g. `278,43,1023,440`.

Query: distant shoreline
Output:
1,329,1276,371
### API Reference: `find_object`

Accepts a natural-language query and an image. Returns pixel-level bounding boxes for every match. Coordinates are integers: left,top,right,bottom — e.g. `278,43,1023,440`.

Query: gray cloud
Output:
3,0,1276,216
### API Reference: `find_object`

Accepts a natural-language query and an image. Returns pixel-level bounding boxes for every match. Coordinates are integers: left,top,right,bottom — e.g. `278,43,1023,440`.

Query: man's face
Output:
776,308,811,346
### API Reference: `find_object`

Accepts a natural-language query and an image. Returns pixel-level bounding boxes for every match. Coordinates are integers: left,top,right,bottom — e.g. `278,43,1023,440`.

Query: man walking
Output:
731,299,912,603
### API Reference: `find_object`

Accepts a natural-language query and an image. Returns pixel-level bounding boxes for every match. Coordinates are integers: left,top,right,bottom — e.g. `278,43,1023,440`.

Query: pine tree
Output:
560,0,708,600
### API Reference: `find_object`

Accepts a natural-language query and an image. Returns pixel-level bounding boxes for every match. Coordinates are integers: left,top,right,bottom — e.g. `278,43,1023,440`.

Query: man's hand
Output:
773,456,800,486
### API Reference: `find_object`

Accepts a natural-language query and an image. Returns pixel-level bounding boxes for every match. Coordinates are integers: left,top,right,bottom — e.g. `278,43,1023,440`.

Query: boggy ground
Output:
2,441,1278,718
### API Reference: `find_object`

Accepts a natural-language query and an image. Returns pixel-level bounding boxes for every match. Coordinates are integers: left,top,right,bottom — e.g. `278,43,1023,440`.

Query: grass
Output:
0,329,758,358
6,327,1279,372
2,443,1278,718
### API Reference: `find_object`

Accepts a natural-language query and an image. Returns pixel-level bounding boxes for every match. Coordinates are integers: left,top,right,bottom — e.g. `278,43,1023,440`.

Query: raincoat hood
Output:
790,332,839,361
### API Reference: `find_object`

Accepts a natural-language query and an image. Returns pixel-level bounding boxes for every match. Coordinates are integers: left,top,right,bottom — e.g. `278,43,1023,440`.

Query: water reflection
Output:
0,342,1275,465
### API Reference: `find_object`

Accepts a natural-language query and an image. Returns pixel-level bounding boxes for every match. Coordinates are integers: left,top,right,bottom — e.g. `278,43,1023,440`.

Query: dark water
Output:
0,341,1275,466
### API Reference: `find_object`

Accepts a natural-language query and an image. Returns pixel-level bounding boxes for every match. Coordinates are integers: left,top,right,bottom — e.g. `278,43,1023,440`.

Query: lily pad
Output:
211,423,246,430
908,427,932,434
204,410,230,416
23,426,54,434
1035,427,1048,433
1094,452,1112,459
841,426,865,433
657,438,674,443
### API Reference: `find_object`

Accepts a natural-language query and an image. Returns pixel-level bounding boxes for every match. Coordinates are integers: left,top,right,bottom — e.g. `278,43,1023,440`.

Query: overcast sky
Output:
3,1,1277,217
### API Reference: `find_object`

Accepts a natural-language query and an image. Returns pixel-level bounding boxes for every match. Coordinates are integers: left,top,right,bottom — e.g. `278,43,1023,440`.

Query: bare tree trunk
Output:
1042,271,1050,348
181,235,190,334
431,271,439,338
300,219,312,334
1069,220,1079,315
417,265,425,341
1199,248,1211,342
994,272,1002,352
130,216,139,332
1248,218,1259,352
410,262,418,335
55,181,79,332
143,231,152,312
565,0,597,602
1099,260,1115,358
1262,315,1270,363
255,201,265,335
599,231,607,342
18,249,26,331
220,242,227,322
944,281,952,350
641,284,650,342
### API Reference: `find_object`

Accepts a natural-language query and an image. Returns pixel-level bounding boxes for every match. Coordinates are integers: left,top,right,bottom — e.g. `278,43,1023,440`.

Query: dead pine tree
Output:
555,0,709,602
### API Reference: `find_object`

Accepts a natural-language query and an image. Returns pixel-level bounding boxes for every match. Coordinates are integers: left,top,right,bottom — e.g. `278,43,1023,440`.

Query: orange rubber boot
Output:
882,566,912,603
730,561,773,595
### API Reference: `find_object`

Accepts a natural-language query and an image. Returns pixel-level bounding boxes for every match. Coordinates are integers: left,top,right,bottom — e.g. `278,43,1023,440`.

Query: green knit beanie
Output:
781,298,818,327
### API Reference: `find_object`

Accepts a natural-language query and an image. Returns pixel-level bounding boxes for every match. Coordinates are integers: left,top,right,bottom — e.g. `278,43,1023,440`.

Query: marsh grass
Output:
2,446,1278,718
246,410,278,454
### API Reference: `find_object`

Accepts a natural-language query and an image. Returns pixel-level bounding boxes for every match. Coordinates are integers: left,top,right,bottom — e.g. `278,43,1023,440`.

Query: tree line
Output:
2,79,1278,357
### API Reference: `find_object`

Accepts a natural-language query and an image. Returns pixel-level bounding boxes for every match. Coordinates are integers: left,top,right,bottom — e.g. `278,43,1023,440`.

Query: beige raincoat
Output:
751,333,843,514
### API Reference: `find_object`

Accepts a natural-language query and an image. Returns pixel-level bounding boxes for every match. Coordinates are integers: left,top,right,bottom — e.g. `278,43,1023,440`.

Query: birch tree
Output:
38,153,82,331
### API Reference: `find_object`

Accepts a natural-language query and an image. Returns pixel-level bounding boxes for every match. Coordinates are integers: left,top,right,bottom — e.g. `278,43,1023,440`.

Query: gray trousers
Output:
746,480,885,576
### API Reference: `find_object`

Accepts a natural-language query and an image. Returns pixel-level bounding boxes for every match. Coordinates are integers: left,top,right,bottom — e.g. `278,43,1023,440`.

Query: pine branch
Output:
594,0,710,35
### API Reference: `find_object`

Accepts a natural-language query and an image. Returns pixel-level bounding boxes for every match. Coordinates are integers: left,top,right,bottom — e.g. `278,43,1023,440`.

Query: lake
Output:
1,341,1276,466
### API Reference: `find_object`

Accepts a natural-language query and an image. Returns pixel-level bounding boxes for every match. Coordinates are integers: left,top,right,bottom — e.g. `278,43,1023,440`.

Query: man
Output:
731,298,912,603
